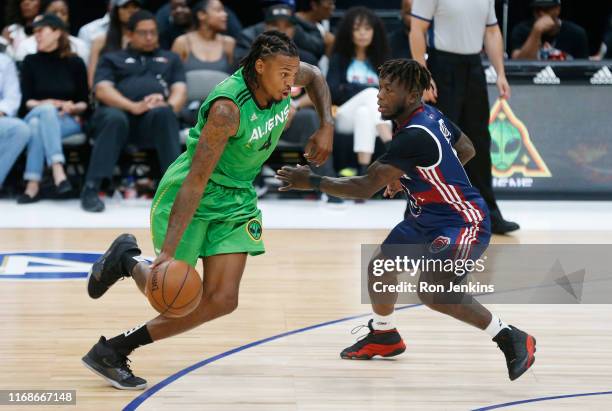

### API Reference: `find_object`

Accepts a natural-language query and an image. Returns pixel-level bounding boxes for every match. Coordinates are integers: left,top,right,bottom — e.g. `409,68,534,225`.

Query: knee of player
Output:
416,284,437,306
210,291,239,315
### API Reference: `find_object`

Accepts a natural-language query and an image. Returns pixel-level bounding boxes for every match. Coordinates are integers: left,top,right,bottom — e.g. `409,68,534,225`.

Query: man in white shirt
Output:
0,53,31,188
410,0,518,235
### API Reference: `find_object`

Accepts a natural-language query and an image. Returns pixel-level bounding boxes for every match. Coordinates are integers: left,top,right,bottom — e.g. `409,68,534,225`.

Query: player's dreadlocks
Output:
240,30,299,88
378,59,432,96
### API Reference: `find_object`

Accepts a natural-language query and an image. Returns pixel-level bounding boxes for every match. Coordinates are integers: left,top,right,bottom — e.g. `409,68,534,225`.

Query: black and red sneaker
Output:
493,325,537,381
340,319,406,360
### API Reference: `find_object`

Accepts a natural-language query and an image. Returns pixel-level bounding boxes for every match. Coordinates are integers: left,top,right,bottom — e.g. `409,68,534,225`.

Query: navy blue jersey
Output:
379,104,488,229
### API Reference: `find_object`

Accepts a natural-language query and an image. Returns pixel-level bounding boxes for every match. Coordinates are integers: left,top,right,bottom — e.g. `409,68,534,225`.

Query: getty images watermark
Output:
360,244,612,304
370,254,494,294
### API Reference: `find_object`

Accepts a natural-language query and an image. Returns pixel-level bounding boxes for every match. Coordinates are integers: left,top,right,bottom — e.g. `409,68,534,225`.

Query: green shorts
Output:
150,177,265,267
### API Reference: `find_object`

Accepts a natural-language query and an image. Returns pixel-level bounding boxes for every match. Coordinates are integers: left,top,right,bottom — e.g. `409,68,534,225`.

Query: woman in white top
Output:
14,0,89,63
1,0,41,59
87,0,141,87
326,7,392,175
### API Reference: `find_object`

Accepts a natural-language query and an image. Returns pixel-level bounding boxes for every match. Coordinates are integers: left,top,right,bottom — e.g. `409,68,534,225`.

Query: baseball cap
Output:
531,0,561,7
265,4,298,24
32,13,67,31
111,0,142,8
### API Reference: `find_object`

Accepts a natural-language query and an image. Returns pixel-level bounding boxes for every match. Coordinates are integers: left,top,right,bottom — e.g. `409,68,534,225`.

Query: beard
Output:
381,104,405,121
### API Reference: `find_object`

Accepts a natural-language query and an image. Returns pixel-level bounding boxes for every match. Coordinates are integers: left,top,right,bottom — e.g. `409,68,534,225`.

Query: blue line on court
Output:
472,390,612,410
122,281,611,410
123,304,422,410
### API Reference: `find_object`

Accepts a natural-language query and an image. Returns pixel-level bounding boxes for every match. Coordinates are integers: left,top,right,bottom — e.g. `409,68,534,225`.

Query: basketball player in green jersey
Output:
82,31,334,390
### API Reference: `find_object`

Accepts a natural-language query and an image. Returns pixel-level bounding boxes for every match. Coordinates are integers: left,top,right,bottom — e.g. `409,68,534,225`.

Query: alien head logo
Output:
491,115,522,171
246,219,262,241
489,99,551,178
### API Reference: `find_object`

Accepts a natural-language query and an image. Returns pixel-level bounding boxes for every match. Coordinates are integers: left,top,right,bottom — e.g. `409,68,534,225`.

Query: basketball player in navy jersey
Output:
277,59,536,380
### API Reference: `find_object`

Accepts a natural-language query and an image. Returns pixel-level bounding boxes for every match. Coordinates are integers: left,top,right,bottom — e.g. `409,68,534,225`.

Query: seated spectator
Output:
234,4,320,66
604,15,612,59
18,14,88,204
78,0,111,50
295,0,335,57
327,6,391,175
171,0,234,73
388,0,412,59
88,0,141,86
158,0,193,50
156,0,242,40
81,10,187,212
0,52,31,189
15,0,89,63
2,0,42,60
511,0,589,60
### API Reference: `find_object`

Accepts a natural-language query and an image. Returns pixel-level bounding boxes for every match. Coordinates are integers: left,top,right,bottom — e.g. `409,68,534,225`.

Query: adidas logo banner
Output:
590,66,612,85
533,66,560,85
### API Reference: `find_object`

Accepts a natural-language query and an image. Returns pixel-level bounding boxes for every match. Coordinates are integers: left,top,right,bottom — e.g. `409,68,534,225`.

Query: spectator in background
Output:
590,15,612,60
2,0,41,59
411,0,517,234
78,0,112,50
81,11,186,212
158,0,193,49
157,0,242,40
172,0,234,73
15,0,89,63
88,0,141,86
0,52,31,189
234,4,320,66
389,0,412,59
18,14,89,204
605,16,612,59
295,0,335,57
327,7,391,175
511,0,588,60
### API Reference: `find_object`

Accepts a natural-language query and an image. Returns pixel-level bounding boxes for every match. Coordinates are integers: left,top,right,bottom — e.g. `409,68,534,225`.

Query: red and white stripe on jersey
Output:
416,167,485,225
454,224,480,261
416,166,483,262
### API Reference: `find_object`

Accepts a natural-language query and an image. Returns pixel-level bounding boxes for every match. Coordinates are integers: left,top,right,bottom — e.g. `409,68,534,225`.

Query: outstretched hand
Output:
276,164,315,191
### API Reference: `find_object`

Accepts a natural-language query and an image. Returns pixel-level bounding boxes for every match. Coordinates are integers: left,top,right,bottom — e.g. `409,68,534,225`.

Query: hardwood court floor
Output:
1,229,611,411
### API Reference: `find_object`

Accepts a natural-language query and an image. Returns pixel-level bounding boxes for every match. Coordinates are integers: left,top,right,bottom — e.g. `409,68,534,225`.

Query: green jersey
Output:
185,67,291,188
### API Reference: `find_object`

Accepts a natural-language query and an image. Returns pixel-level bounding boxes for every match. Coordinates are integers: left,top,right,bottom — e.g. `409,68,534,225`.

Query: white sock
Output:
485,315,510,338
372,312,395,331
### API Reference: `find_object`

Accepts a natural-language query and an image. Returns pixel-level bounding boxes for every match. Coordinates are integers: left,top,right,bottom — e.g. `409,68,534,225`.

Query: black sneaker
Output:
81,187,105,212
82,336,147,390
340,319,406,360
87,233,140,299
490,209,520,235
493,325,536,381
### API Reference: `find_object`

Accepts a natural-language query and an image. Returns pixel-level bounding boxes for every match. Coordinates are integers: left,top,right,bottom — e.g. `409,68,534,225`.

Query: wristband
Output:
309,175,322,190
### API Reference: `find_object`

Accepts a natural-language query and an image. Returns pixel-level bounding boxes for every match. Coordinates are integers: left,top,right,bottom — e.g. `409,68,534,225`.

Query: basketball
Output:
145,260,203,318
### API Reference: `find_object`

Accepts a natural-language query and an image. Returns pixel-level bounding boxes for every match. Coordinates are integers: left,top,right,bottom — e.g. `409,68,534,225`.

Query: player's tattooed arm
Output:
453,133,476,166
295,61,334,127
276,162,404,200
294,61,334,166
153,99,239,265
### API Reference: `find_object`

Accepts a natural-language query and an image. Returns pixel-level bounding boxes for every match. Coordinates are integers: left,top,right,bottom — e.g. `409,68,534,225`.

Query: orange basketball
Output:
146,260,202,318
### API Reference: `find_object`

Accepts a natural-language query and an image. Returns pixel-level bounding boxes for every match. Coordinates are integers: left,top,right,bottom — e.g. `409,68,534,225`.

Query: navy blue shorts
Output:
382,218,491,265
